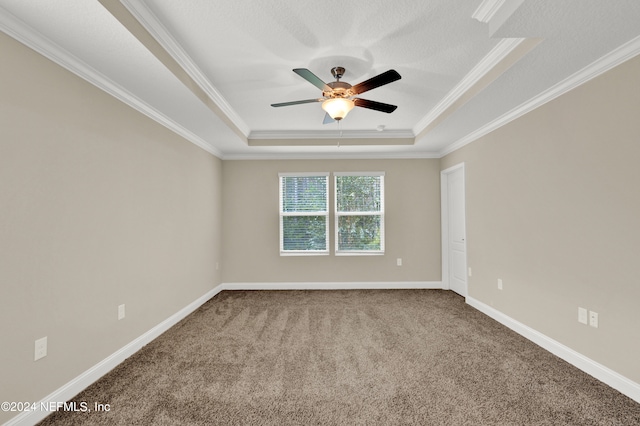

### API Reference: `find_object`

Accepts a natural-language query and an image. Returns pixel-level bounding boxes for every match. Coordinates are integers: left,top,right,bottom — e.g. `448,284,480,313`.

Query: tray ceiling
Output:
1,0,639,159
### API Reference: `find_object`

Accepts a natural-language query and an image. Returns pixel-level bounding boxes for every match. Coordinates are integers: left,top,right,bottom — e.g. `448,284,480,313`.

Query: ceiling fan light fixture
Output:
322,98,354,121
272,67,401,123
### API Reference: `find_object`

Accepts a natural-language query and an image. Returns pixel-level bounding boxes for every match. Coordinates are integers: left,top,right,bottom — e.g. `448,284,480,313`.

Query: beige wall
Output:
222,159,441,283
3,20,639,422
441,54,640,383
0,33,222,423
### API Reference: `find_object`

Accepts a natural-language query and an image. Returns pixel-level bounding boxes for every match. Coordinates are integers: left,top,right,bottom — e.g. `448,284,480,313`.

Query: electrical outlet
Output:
589,311,598,328
497,278,503,290
468,267,472,277
118,304,125,320
578,307,588,324
396,258,402,266
35,337,47,361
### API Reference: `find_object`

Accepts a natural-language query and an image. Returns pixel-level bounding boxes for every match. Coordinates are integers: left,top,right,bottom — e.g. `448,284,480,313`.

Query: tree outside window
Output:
278,172,384,255
335,173,384,254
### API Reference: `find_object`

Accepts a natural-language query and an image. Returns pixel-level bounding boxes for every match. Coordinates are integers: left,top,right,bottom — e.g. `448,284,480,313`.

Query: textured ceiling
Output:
1,0,640,159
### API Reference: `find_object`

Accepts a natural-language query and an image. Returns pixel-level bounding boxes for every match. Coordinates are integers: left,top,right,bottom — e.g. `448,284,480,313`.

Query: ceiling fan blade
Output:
351,70,401,95
322,112,335,124
271,98,323,107
293,68,331,91
354,98,398,113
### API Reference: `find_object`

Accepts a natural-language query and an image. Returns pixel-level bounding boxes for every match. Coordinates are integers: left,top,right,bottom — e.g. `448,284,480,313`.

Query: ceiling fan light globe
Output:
322,98,355,121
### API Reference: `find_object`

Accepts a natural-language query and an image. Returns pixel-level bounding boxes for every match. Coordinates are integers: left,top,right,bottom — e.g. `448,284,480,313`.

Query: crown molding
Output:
0,6,223,159
440,34,640,157
120,0,250,137
471,0,507,23
472,0,525,38
248,128,415,141
221,150,440,161
413,37,526,138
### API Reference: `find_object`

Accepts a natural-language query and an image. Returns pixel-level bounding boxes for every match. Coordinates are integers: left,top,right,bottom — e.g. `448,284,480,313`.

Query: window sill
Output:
280,251,330,256
335,251,385,256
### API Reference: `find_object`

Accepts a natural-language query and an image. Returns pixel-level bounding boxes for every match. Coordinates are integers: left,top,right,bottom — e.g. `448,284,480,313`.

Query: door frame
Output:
441,162,467,295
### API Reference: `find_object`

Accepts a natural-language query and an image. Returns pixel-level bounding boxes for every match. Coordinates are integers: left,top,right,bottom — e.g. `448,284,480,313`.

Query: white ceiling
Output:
1,0,640,159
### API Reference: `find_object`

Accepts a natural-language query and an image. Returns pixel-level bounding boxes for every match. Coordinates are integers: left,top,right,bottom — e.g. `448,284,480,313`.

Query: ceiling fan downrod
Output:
331,66,345,81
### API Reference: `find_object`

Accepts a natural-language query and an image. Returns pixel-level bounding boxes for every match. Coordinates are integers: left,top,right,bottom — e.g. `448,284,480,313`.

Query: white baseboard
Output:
219,281,444,291
27,283,623,426
5,282,439,426
466,296,640,404
4,286,225,426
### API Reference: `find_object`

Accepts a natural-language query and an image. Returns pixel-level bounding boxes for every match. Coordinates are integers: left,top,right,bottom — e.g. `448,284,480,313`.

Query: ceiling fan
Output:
271,67,401,123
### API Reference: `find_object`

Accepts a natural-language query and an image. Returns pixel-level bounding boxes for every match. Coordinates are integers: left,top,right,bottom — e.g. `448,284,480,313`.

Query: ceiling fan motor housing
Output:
324,81,352,99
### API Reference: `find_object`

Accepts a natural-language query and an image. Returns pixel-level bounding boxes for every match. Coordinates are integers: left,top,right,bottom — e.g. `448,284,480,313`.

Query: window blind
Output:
334,172,385,254
279,173,329,255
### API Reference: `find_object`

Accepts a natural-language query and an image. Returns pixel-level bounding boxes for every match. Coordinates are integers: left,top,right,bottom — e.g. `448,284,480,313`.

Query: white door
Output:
442,164,467,297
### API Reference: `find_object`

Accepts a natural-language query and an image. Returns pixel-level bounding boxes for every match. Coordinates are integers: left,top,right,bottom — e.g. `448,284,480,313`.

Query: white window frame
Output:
334,172,385,256
279,172,330,256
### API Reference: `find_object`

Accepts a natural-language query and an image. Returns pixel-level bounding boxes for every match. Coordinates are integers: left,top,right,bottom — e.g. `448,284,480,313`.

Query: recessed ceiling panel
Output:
2,0,640,158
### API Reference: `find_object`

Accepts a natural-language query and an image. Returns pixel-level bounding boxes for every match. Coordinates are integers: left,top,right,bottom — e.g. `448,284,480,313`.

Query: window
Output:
335,172,385,255
279,173,329,255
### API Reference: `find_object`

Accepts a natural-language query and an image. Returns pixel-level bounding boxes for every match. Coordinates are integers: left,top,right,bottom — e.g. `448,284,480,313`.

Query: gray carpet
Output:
38,290,640,425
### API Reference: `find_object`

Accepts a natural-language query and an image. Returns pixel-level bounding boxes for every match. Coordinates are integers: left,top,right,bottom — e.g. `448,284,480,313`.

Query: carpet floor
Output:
38,290,640,425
